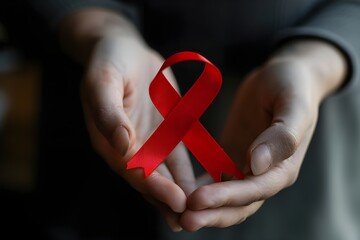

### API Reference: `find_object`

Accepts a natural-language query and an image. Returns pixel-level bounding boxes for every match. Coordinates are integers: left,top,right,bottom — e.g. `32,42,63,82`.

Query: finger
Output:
180,201,263,232
249,123,298,175
195,173,213,187
156,163,174,181
113,164,188,213
83,64,134,156
187,160,296,210
249,96,315,175
82,104,187,213
84,102,187,214
138,170,187,213
165,143,197,195
146,197,183,232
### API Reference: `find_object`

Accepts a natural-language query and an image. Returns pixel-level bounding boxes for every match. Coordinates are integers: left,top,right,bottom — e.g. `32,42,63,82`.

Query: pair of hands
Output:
60,9,346,232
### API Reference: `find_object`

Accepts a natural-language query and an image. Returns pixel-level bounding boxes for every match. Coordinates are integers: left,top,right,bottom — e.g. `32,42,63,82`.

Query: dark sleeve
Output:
273,1,360,94
29,0,139,29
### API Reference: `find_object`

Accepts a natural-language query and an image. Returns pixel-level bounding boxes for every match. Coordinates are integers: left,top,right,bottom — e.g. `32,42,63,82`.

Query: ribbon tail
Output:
126,148,161,177
183,121,245,182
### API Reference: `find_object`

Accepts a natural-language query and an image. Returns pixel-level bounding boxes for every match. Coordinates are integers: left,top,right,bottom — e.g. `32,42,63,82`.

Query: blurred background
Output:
0,2,159,239
0,1,44,237
0,1,41,239
0,18,40,194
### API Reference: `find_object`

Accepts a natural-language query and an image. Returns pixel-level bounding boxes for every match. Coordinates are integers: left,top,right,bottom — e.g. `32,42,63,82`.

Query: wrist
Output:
269,39,347,101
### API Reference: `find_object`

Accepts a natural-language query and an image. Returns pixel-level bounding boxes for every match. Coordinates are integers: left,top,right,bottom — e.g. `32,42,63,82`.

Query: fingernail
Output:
112,125,130,156
251,144,272,175
171,225,183,232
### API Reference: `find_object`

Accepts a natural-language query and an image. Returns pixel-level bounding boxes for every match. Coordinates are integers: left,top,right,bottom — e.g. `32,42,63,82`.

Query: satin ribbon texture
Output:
126,51,244,182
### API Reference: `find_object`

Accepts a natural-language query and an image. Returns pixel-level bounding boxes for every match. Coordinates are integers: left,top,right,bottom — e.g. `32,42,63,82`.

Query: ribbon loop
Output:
127,51,244,182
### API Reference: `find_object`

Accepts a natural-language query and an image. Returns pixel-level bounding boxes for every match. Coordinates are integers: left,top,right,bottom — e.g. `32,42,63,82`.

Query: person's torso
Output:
138,0,326,71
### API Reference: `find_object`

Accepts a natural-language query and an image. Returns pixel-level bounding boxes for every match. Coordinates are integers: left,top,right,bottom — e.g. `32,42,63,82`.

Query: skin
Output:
182,40,347,231
58,8,347,232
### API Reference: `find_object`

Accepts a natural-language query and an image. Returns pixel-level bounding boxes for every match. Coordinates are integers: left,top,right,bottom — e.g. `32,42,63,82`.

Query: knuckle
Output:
283,128,299,155
251,181,266,202
93,106,116,137
196,185,218,206
94,106,111,124
272,122,300,158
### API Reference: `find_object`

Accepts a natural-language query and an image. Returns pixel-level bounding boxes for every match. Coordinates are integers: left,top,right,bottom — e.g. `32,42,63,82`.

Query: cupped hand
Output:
71,14,197,231
58,12,346,232
177,40,347,231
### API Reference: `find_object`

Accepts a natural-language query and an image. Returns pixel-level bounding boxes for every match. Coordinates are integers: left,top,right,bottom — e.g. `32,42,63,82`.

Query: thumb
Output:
250,123,299,175
248,80,318,175
249,94,317,175
83,64,134,156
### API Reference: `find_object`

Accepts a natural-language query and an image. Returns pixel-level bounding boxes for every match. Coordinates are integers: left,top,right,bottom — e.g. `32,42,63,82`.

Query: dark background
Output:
0,1,159,239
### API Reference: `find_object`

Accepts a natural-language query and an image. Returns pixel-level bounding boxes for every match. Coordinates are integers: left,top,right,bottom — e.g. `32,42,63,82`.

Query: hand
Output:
178,39,347,231
59,9,197,231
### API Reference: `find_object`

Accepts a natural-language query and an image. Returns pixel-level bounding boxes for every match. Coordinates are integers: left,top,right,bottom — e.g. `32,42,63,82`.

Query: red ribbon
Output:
126,51,244,182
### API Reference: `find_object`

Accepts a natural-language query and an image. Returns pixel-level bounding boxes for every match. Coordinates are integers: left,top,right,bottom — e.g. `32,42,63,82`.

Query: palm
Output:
81,36,197,230
179,60,320,231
